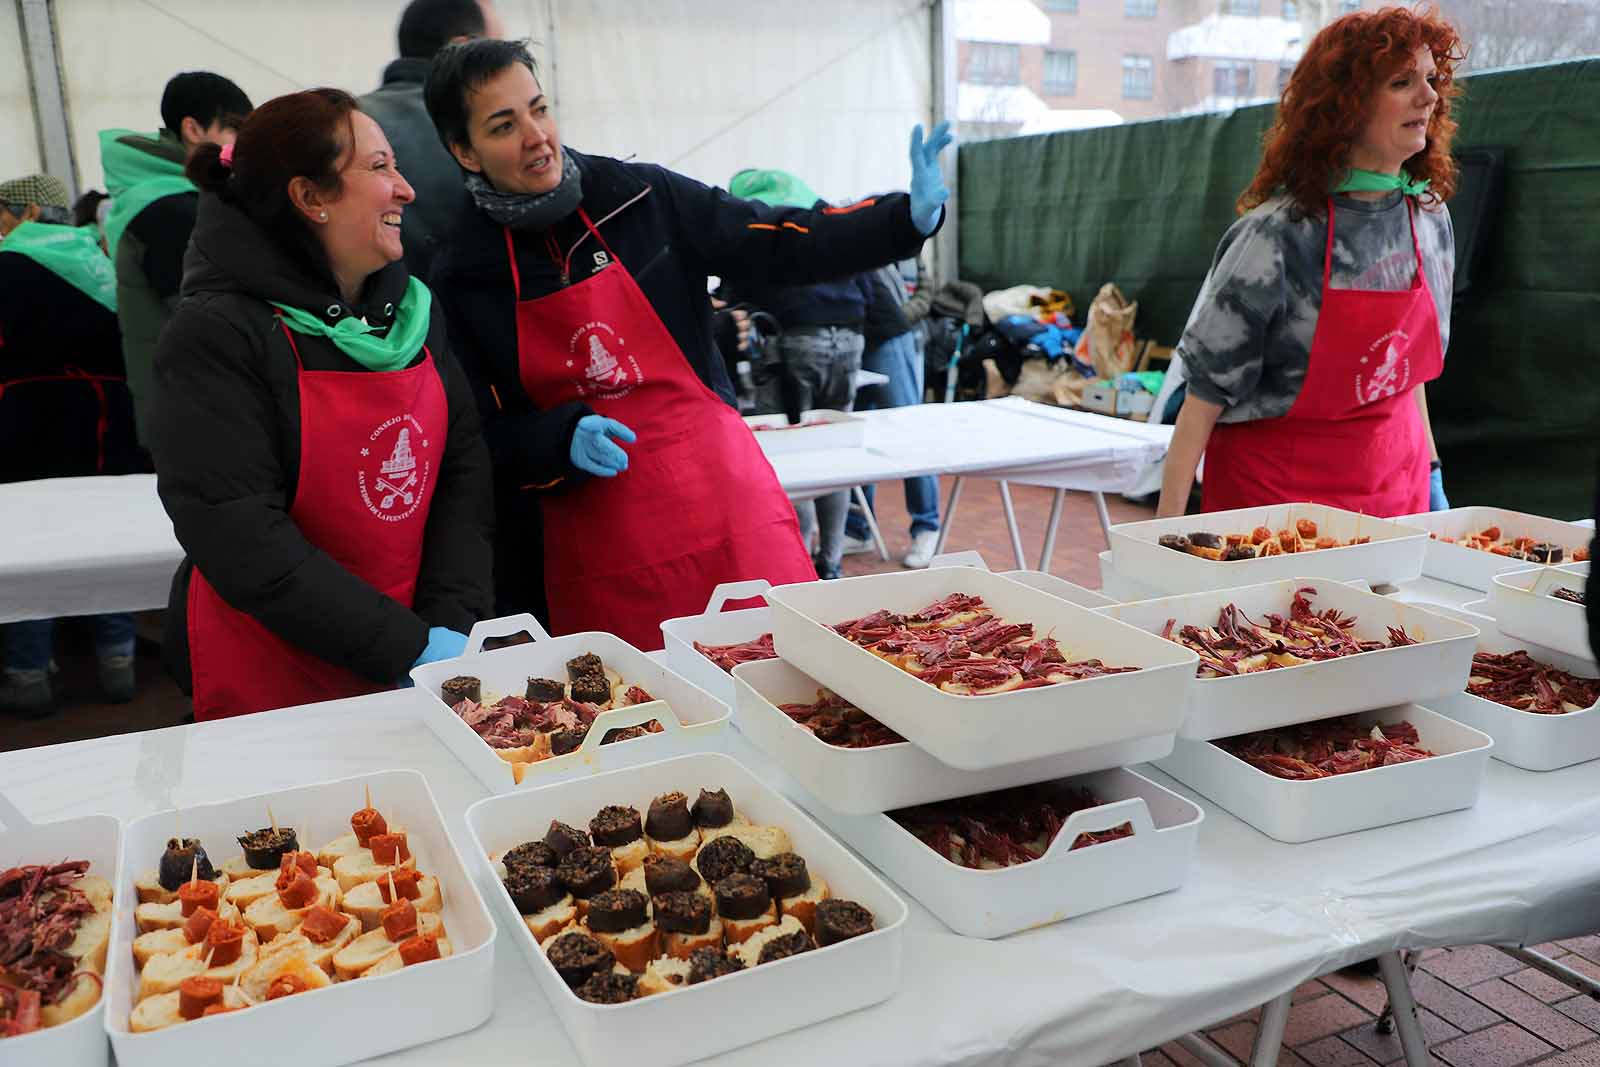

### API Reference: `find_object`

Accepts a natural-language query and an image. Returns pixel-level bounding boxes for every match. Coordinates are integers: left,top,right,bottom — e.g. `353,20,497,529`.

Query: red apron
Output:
1202,197,1443,517
505,212,815,649
187,321,447,720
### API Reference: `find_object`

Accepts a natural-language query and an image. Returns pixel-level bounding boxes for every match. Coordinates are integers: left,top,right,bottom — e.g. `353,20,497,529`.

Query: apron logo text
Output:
356,413,432,522
1355,328,1412,405
567,319,644,400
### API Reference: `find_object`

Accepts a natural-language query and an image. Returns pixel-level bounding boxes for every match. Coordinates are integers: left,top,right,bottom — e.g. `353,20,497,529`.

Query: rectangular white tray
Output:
1156,704,1493,843
1099,579,1480,740
804,767,1202,939
731,657,1173,814
464,751,907,1067
1490,562,1592,662
766,567,1200,771
105,770,495,1067
660,580,775,709
1099,549,1164,603
744,409,866,455
411,613,731,794
1396,506,1592,591
0,795,119,1067
1423,604,1600,771
1109,503,1428,595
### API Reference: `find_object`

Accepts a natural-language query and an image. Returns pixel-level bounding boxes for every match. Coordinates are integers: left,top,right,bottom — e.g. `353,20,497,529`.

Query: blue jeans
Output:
781,326,864,579
846,330,940,538
4,614,136,672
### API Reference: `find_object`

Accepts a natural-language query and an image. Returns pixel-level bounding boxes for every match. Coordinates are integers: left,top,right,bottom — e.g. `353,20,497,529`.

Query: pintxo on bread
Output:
0,859,113,1039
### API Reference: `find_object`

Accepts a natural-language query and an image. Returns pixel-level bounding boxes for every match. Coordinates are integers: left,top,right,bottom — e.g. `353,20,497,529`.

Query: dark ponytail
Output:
186,141,230,195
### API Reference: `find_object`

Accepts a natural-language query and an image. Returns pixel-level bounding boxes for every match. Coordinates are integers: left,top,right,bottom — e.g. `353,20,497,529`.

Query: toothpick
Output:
364,784,373,812
202,945,215,970
267,804,278,835
190,854,198,887
387,870,398,903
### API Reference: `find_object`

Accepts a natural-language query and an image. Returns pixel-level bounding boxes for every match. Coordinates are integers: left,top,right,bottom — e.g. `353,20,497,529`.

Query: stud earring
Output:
319,211,328,221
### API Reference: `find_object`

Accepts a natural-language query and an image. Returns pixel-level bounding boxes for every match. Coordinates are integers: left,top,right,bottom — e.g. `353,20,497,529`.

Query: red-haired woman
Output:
148,90,493,719
1157,7,1465,518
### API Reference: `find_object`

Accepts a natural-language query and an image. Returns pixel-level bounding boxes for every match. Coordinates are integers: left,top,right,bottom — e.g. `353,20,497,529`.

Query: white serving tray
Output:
744,409,867,455
464,751,907,1067
804,767,1201,939
1099,549,1164,603
731,657,1173,814
1099,578,1479,740
1490,562,1592,662
1109,503,1428,595
1156,704,1492,843
1396,506,1592,591
660,580,775,709
105,770,495,1067
0,794,119,1067
411,613,731,794
1423,604,1600,771
766,567,1200,771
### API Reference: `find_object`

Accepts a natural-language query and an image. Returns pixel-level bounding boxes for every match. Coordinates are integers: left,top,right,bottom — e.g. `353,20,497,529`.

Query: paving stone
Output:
1421,946,1527,987
1467,979,1595,1050
1322,970,1394,1015
1285,994,1374,1047
1412,970,1509,1033
1296,1035,1382,1067
1507,967,1589,1005
1340,1009,1463,1063
1554,996,1600,1034
1527,1042,1600,1067
1434,1022,1555,1067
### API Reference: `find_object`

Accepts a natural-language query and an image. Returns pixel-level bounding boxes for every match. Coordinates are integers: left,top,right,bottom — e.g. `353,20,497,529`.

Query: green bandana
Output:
728,168,821,209
100,129,197,262
1333,168,1431,196
270,276,433,372
0,221,117,312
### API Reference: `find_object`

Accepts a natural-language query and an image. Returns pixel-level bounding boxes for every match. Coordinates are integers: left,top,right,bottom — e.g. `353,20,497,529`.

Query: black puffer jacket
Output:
149,194,494,691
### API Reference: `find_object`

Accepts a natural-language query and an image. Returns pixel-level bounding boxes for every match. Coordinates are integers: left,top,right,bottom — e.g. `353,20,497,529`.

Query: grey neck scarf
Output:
465,151,584,231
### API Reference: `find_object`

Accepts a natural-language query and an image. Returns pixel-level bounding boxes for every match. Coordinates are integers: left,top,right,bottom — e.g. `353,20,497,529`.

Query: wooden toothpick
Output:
190,854,199,887
387,870,398,904
267,804,279,835
364,784,373,812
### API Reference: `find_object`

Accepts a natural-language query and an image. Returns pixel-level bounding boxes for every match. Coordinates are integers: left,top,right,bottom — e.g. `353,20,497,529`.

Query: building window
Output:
1277,63,1295,93
1214,61,1257,98
1221,0,1260,13
966,42,1021,85
1338,0,1360,11
1125,0,1157,16
1282,0,1298,18
1043,0,1078,10
1122,55,1155,99
1044,49,1078,95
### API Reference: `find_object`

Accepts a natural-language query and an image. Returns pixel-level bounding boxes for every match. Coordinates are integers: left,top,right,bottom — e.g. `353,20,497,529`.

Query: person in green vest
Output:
102,71,252,443
0,174,143,717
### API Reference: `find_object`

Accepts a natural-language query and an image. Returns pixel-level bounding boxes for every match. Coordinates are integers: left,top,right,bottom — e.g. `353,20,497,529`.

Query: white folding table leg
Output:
933,476,965,555
1498,945,1600,997
1093,491,1113,544
851,486,891,562
1249,991,1292,1067
1175,1032,1240,1067
1038,488,1067,572
997,480,1027,571
1378,951,1435,1067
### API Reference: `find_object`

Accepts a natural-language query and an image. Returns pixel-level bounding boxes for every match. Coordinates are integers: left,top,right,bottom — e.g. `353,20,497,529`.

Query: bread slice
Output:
721,901,778,946
38,971,105,1029
277,913,361,972
220,871,283,911
129,985,251,1033
137,929,260,1001
709,824,793,862
331,911,445,980
522,895,577,942
361,935,453,978
780,875,830,935
636,955,692,996
239,946,333,1003
645,832,700,863
609,837,650,876
493,734,551,766
331,850,416,894
134,869,229,906
241,875,340,941
660,917,724,961
734,914,808,969
591,920,658,973
341,874,443,931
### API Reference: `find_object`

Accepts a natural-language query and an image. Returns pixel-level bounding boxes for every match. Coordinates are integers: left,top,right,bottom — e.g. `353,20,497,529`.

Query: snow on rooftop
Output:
1167,13,1303,63
955,0,1051,46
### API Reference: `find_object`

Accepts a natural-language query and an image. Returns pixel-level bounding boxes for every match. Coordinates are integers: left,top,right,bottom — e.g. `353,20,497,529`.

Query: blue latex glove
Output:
570,415,636,477
908,121,954,236
1429,466,1449,511
413,627,467,669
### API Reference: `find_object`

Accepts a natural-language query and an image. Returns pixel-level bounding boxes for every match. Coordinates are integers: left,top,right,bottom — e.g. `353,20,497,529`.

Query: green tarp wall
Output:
958,59,1599,518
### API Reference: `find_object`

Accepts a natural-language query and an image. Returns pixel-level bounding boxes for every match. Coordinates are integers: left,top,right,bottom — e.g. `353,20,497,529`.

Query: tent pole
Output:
16,0,78,197
930,0,958,286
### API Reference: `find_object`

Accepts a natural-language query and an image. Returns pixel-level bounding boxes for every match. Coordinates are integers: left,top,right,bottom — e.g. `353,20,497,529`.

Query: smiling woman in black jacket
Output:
425,39,951,647
149,89,493,720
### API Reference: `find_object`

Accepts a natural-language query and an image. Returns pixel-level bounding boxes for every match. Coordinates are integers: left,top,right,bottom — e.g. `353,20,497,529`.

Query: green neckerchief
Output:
1333,168,1431,196
270,276,432,372
100,128,196,262
728,168,821,209
0,221,117,312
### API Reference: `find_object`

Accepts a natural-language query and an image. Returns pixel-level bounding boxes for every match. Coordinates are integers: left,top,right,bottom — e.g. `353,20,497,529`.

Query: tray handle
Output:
0,791,33,833
1036,795,1155,863
928,551,991,571
466,612,554,655
572,700,685,757
701,579,772,614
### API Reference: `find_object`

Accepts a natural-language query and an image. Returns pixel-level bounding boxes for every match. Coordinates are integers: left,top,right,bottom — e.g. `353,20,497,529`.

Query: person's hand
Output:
1429,465,1449,511
908,121,954,236
413,627,467,669
570,414,636,477
731,308,752,352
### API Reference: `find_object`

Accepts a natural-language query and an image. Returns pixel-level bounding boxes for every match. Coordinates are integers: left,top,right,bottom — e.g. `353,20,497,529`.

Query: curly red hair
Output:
1239,5,1467,217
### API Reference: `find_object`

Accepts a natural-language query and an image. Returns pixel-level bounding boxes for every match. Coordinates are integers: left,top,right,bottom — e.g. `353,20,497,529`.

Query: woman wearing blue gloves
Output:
149,90,493,720
427,39,948,647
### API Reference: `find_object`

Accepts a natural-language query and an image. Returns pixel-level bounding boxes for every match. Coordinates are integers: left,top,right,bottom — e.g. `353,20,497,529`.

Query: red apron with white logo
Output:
186,321,446,720
1202,196,1443,517
505,213,815,649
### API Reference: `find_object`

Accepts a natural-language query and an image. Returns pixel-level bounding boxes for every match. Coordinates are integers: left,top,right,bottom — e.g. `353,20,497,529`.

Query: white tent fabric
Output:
0,10,41,180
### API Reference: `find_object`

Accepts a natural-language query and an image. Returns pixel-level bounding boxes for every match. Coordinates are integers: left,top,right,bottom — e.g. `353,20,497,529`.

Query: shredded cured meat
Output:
693,633,778,673
1430,527,1586,564
1161,586,1416,679
1551,587,1587,605
1467,650,1600,714
892,785,1133,869
0,861,94,1011
832,593,1138,695
1216,716,1436,780
451,681,658,758
777,689,905,748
